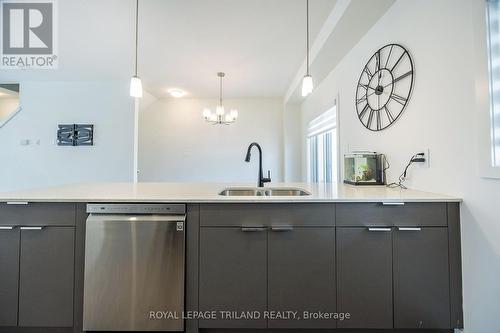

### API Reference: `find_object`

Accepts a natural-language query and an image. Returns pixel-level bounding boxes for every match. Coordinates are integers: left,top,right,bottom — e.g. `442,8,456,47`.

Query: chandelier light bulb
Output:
203,108,212,119
216,105,225,116
230,109,239,119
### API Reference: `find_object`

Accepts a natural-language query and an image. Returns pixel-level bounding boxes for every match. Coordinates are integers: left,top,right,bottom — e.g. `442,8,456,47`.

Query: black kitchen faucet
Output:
245,142,271,188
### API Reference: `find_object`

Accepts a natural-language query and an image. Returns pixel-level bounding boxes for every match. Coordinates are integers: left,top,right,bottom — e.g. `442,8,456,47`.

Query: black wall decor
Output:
355,44,414,131
57,124,94,146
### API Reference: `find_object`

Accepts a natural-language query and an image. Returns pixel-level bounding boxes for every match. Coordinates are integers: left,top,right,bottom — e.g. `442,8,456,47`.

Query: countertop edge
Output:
0,198,463,203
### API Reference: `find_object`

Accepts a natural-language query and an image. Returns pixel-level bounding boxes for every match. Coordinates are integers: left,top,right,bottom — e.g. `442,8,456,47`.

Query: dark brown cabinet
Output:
337,227,393,329
337,226,452,330
199,227,268,328
18,227,75,327
393,227,450,329
198,204,336,329
198,226,336,329
0,203,76,330
197,202,462,331
268,227,336,329
0,227,20,326
336,202,447,227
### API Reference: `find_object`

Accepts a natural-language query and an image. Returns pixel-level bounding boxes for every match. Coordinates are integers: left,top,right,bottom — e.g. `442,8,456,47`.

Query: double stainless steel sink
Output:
219,187,311,197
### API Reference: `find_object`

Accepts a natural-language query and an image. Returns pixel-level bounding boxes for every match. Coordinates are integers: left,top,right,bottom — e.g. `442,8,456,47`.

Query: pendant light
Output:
130,0,143,98
203,72,238,125
301,0,313,97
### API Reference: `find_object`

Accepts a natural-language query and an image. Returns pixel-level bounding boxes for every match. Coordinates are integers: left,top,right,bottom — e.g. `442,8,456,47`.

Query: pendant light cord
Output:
219,75,223,106
134,0,139,76
306,0,309,76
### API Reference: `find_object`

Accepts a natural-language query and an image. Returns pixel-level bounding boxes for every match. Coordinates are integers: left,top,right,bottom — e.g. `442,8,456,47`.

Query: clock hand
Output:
382,70,413,88
360,83,376,91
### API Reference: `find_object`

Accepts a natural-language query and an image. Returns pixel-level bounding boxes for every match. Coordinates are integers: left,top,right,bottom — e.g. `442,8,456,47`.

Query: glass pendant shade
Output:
130,76,143,98
301,75,313,97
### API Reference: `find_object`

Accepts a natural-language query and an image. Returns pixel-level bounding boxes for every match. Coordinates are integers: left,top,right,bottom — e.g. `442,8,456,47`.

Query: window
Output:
487,0,500,166
307,107,337,183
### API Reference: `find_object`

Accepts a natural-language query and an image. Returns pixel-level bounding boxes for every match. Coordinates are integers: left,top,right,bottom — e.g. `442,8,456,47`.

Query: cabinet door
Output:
0,227,20,326
199,227,267,328
337,227,393,329
18,227,75,327
393,227,450,329
268,227,336,329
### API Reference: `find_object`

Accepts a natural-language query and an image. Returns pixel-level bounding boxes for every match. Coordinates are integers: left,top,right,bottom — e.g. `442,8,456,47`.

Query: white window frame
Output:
306,102,339,183
478,0,500,178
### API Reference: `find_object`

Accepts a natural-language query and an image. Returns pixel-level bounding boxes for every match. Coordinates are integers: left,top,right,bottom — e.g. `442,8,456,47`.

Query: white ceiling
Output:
1,0,336,99
140,0,337,98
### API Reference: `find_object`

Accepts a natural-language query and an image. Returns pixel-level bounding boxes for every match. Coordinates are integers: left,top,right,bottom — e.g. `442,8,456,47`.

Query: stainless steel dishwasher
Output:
83,204,186,331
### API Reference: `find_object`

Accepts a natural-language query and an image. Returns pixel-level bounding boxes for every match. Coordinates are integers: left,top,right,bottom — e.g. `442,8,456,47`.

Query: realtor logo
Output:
1,0,58,68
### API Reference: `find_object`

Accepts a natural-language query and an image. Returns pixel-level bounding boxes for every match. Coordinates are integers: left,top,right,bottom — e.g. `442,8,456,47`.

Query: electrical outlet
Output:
416,148,430,168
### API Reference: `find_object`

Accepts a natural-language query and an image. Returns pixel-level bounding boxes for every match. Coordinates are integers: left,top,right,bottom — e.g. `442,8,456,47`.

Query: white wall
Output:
138,98,283,183
283,103,302,181
0,81,135,191
296,0,500,331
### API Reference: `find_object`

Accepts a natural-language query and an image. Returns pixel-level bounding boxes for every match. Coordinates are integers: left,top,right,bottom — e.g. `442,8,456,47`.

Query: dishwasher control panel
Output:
86,203,186,215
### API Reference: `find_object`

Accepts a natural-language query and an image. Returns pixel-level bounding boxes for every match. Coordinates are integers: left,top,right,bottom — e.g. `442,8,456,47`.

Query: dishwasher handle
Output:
86,214,186,224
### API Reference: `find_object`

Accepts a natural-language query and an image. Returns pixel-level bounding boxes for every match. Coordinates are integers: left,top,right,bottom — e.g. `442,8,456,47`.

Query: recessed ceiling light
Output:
168,88,187,98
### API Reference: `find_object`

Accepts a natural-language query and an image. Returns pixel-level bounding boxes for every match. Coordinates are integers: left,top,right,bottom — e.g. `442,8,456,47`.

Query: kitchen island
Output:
0,183,463,333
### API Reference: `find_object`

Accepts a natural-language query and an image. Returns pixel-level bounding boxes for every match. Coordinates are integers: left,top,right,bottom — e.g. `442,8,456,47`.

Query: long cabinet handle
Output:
20,226,44,230
0,226,15,230
398,227,421,231
382,202,405,206
241,227,266,232
271,226,293,231
368,227,392,232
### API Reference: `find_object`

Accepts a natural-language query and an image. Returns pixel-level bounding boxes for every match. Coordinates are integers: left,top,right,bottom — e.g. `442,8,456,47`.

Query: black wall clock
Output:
355,44,414,131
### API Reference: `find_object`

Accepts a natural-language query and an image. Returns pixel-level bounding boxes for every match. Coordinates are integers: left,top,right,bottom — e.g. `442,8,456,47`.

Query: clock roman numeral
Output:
376,110,382,130
358,104,371,119
384,105,395,123
363,66,373,80
367,109,375,128
390,93,408,106
391,51,408,71
385,45,394,68
375,50,381,72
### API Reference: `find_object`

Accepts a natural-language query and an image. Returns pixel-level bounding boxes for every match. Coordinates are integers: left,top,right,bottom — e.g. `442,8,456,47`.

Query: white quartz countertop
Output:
0,182,461,203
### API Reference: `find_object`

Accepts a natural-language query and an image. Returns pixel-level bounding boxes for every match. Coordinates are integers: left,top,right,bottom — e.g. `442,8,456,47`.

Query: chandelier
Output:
202,72,238,125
